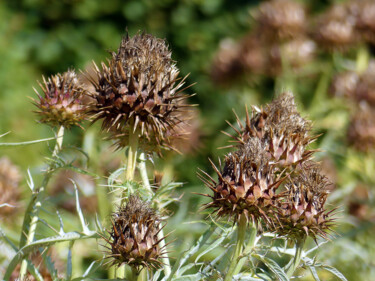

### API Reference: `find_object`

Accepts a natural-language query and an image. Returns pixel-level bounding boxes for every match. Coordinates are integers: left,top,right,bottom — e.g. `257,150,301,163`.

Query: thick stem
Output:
137,268,147,281
19,125,65,280
286,237,305,278
233,222,257,276
224,215,247,281
356,45,369,74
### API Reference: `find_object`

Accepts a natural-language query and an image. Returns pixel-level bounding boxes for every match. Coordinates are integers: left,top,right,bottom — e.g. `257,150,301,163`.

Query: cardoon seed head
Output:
33,70,87,128
88,32,191,153
257,0,306,42
199,138,283,226
104,195,165,270
355,61,375,106
347,104,375,152
330,71,359,98
275,163,335,240
0,157,21,218
313,4,358,51
353,0,375,44
228,92,315,166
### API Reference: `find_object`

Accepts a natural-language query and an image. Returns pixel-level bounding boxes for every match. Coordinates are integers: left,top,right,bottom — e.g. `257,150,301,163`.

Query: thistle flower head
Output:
276,163,335,240
355,61,375,106
330,71,359,98
88,32,191,153
0,157,21,218
353,0,375,44
200,138,283,226
257,0,306,42
229,92,315,167
33,70,87,128
104,195,165,270
313,4,358,51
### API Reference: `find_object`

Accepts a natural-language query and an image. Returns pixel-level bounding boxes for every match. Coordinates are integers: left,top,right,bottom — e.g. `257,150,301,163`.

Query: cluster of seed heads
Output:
200,92,335,240
212,0,375,82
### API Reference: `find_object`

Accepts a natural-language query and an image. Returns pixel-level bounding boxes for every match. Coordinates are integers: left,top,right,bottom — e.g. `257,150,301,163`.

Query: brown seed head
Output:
88,32,191,153
313,4,358,51
200,138,283,226
354,61,375,106
257,0,306,42
352,0,375,45
33,70,87,128
330,71,359,99
0,157,21,218
228,92,315,167
347,103,375,152
275,163,334,240
105,195,165,270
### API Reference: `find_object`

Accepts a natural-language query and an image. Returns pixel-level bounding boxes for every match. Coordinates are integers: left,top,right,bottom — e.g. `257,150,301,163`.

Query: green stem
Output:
286,237,305,278
137,268,147,281
233,222,257,276
19,125,65,280
224,215,247,281
139,152,153,195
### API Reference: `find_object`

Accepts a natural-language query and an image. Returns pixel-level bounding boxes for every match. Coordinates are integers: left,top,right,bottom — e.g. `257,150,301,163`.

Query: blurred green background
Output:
1,0,375,280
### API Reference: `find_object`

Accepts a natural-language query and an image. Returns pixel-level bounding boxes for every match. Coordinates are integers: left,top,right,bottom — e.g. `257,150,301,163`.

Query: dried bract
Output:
200,138,283,226
275,163,335,240
33,70,87,128
88,33,191,153
104,195,165,270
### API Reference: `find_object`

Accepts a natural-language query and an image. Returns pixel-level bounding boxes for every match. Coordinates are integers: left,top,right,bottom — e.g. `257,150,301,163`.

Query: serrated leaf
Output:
173,274,205,281
252,254,289,281
66,241,74,280
194,229,227,263
0,136,56,146
233,274,263,280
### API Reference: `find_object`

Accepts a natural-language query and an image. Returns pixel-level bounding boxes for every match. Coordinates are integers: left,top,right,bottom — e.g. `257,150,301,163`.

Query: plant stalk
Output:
19,125,65,280
286,237,305,278
356,45,369,74
224,214,247,281
233,222,257,275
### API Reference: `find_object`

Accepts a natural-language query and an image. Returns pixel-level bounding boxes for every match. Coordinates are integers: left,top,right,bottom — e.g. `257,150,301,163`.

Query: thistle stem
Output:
224,214,247,281
19,125,65,280
138,152,172,278
137,268,147,281
286,237,305,278
233,222,257,276
356,45,369,74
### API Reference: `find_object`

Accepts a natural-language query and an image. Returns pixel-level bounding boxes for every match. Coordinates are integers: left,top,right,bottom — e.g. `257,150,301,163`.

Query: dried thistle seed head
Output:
200,138,283,226
104,195,165,270
354,61,375,106
313,4,358,51
275,163,335,240
347,103,375,152
89,32,191,153
352,0,375,45
211,38,243,84
268,38,316,75
238,34,268,75
330,71,359,98
257,0,306,42
0,157,21,218
229,92,314,166
33,70,88,128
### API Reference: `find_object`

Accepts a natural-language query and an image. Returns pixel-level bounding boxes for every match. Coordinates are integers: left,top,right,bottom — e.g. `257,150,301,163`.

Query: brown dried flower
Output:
352,0,375,45
347,103,375,152
227,92,315,167
103,195,165,270
313,4,358,51
275,163,335,240
33,70,87,128
0,157,21,218
257,0,306,42
330,71,359,99
199,138,283,226
88,32,191,153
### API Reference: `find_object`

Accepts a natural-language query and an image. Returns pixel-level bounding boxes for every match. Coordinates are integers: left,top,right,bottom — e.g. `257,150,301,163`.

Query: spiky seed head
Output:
200,138,283,226
330,71,359,98
104,195,165,270
88,32,191,153
268,38,316,75
313,4,358,51
257,0,306,42
355,61,375,106
275,162,335,240
353,0,375,44
228,92,315,167
347,103,375,152
33,70,87,128
0,157,21,218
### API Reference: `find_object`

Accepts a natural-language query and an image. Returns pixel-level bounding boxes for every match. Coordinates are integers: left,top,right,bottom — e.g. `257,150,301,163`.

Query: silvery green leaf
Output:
252,254,289,281
308,265,321,281
321,265,348,281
